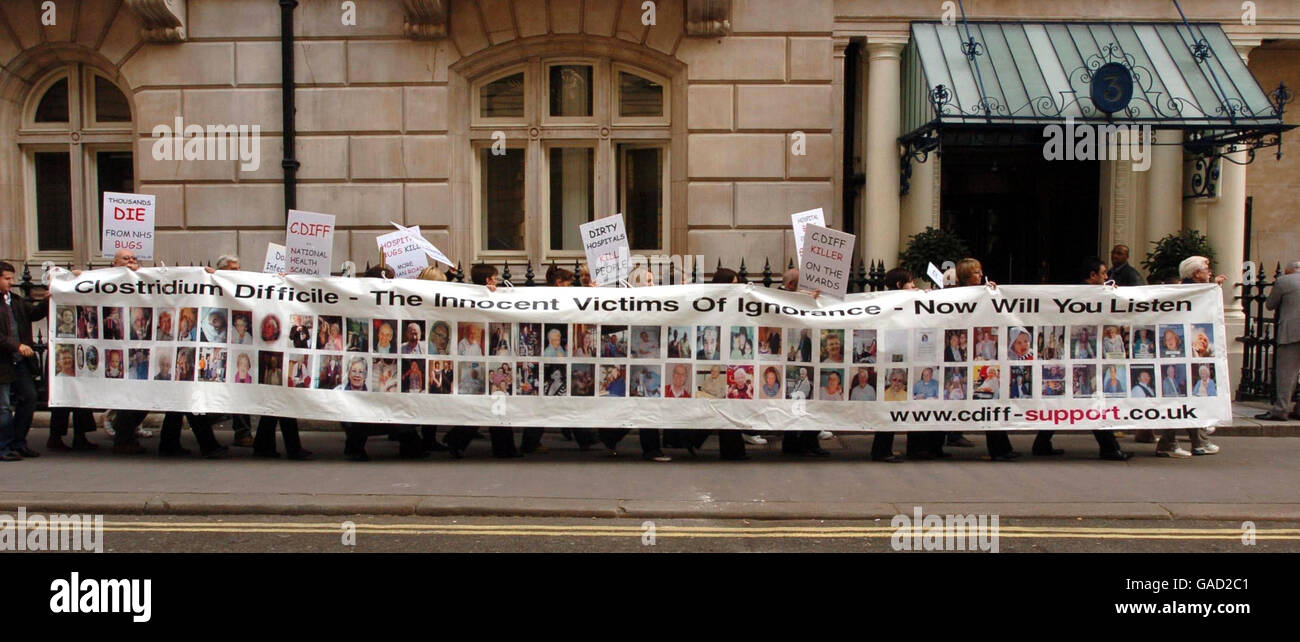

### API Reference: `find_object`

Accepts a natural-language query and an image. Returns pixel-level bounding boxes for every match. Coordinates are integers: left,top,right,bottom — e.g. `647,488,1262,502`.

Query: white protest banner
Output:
285,209,335,276
800,224,855,299
49,269,1231,433
101,192,156,260
390,221,453,268
263,243,287,274
580,214,631,286
790,208,826,261
928,262,945,289
377,226,431,279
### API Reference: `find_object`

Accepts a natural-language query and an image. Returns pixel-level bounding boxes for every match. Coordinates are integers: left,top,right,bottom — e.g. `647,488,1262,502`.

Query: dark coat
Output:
1110,262,1146,287
0,291,48,384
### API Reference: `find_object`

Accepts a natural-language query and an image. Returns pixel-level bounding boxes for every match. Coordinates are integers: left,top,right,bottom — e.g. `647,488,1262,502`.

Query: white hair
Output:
215,255,240,270
1178,256,1209,280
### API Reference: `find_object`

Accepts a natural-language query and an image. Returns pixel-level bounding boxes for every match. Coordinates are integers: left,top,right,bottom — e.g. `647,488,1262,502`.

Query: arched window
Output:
19,65,134,260
470,59,669,259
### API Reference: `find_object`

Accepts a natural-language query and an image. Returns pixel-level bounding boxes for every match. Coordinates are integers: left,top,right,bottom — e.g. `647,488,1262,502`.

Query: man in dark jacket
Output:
0,261,48,461
1109,245,1146,287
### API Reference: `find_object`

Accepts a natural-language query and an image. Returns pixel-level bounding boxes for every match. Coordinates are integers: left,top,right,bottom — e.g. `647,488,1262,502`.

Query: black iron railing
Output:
430,257,890,293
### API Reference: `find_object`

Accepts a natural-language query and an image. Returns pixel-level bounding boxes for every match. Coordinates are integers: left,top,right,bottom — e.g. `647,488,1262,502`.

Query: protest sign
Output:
799,224,855,299
580,214,631,286
790,208,826,261
389,222,453,268
101,192,156,260
377,226,431,279
285,209,335,276
928,262,946,289
263,243,286,274
49,268,1232,433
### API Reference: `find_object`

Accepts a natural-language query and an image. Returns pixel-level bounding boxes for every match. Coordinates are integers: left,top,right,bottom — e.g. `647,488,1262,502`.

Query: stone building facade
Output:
0,0,1295,301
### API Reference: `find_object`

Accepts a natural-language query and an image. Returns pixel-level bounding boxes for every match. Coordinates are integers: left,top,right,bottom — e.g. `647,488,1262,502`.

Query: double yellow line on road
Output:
96,520,1300,540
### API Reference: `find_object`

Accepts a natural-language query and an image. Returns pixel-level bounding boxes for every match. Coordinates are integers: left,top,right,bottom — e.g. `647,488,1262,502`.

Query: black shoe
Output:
347,451,370,462
399,448,430,459
1255,412,1287,421
721,454,750,461
782,448,806,456
804,447,831,458
254,449,281,458
1033,448,1065,456
990,451,1021,462
448,448,464,460
1100,450,1134,461
423,439,449,452
907,451,935,461
71,439,99,451
159,447,192,457
493,452,523,459
1290,411,1300,420
872,454,904,463
202,446,230,459
14,447,39,458
0,452,21,461
287,448,314,461
947,435,975,447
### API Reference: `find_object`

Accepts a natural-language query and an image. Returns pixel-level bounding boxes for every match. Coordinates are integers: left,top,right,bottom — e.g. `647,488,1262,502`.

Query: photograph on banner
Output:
46,268,1233,433
101,192,156,260
285,209,335,276
798,224,855,299
580,214,631,286
790,208,826,261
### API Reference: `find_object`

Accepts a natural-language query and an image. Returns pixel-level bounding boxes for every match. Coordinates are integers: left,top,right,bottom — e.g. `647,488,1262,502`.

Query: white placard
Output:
285,209,336,276
799,224,855,299
389,221,453,268
927,262,945,289
790,208,826,262
377,226,431,279
101,192,156,260
580,214,631,286
263,243,287,274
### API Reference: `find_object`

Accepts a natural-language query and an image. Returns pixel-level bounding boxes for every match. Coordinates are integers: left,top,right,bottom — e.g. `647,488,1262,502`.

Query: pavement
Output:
3,420,1299,521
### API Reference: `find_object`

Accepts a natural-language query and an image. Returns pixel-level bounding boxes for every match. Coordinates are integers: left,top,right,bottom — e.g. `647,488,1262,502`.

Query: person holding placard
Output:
779,269,831,458
595,266,670,462
443,264,522,459
1032,258,1132,461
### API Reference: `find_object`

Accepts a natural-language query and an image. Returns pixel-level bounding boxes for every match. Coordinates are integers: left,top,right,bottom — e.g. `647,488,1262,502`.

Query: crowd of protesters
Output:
0,243,1279,464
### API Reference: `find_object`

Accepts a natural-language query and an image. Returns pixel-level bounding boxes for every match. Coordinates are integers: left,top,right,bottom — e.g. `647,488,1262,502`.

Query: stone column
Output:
1143,129,1183,271
900,153,938,244
1208,149,1247,319
862,40,904,264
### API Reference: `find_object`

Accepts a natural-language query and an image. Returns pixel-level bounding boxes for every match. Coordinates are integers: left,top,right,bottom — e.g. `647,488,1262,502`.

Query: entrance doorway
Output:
940,131,1099,285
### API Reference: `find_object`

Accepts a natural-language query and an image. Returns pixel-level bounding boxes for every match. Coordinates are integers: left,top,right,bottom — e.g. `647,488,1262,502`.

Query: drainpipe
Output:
280,0,300,213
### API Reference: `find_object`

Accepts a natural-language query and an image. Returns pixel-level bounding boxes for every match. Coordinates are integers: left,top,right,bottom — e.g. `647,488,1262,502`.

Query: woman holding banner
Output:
954,259,1018,461
597,266,671,462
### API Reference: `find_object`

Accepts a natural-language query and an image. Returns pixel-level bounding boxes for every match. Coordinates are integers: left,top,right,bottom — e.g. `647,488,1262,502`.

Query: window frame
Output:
541,59,606,127
614,142,671,254
610,64,670,127
18,65,134,262
471,64,531,128
469,58,671,262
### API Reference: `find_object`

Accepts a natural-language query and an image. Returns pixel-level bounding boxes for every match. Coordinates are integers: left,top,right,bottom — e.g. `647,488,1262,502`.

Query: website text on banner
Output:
48,268,1231,432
